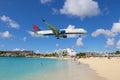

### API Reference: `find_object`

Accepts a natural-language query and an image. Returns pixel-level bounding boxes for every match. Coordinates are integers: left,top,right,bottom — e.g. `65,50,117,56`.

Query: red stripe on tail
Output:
33,25,39,31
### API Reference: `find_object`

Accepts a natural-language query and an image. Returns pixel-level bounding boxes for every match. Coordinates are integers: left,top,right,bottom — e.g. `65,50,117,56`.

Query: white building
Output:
67,48,76,56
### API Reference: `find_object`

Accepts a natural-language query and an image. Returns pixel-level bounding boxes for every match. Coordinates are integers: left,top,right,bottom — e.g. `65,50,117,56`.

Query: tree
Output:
76,52,86,57
62,51,67,56
115,51,120,55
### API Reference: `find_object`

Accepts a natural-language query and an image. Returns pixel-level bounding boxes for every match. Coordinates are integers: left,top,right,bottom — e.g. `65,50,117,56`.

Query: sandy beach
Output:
79,57,120,80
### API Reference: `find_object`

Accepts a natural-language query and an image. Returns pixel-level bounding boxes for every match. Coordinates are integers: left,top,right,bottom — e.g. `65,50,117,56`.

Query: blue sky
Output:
0,0,120,53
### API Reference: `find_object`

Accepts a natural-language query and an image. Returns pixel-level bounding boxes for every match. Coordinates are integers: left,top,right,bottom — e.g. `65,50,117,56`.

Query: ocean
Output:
0,57,106,80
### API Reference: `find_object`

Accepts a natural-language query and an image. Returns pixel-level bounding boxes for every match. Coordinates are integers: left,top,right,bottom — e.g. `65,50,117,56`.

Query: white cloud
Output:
116,40,120,49
76,37,83,47
0,31,12,38
40,0,51,4
60,0,100,19
106,38,114,47
0,15,19,29
52,8,59,14
92,20,120,38
35,50,41,54
111,21,120,33
56,44,59,48
22,37,27,42
13,48,25,51
92,20,120,49
92,29,116,37
67,48,76,56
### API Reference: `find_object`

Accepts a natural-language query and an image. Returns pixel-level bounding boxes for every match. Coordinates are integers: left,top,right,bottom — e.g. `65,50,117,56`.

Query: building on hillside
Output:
0,50,35,57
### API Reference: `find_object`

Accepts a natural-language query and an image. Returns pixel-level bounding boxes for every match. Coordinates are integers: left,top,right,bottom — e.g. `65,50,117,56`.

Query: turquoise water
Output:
0,57,69,80
0,57,106,80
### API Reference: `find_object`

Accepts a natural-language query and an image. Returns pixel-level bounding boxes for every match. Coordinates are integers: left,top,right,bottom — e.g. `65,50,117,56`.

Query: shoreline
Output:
21,57,106,80
1,56,120,80
79,57,120,80
1,56,118,80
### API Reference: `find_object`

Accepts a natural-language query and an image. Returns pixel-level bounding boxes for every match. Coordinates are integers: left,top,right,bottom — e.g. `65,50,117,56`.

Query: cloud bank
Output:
92,20,120,49
0,15,20,29
92,29,117,38
60,0,100,19
0,31,12,38
106,38,114,47
76,37,83,47
116,40,120,49
13,48,25,51
67,48,76,56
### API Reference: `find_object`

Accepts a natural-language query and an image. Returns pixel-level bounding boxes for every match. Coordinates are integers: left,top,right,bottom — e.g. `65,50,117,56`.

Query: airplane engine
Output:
63,35,67,38
60,30,66,34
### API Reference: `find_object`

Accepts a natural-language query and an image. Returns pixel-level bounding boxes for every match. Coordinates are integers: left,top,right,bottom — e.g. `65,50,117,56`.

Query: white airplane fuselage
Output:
34,28,87,36
30,19,87,39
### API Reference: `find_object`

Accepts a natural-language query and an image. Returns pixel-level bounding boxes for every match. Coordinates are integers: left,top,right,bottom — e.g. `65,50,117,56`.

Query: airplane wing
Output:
42,18,60,37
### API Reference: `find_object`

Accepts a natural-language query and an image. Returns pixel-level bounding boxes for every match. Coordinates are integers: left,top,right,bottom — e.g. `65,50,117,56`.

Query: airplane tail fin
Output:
33,25,40,31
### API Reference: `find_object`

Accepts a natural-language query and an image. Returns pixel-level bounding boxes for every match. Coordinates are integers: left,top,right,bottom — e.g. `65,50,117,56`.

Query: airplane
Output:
29,19,87,39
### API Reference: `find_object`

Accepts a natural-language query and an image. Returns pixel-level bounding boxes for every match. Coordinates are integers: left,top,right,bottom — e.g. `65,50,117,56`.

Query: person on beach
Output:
40,62,43,66
77,56,80,64
107,54,110,59
78,59,80,64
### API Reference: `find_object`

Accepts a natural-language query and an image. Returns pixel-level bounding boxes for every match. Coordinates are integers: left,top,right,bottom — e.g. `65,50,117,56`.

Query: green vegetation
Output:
0,51,36,57
115,51,120,55
0,51,6,54
42,51,67,57
0,51,6,56
1,50,120,58
43,52,58,57
0,50,68,58
62,51,67,56
76,52,86,57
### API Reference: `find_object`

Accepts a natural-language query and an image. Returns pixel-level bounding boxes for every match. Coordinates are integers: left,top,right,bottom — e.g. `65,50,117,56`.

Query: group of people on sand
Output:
73,56,80,64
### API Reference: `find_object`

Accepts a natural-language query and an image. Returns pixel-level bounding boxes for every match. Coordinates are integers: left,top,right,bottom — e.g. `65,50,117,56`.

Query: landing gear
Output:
79,35,81,37
57,37,59,39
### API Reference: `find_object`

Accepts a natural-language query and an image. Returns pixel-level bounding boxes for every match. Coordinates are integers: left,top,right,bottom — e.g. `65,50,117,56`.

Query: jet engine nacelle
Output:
63,35,67,38
60,30,66,34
